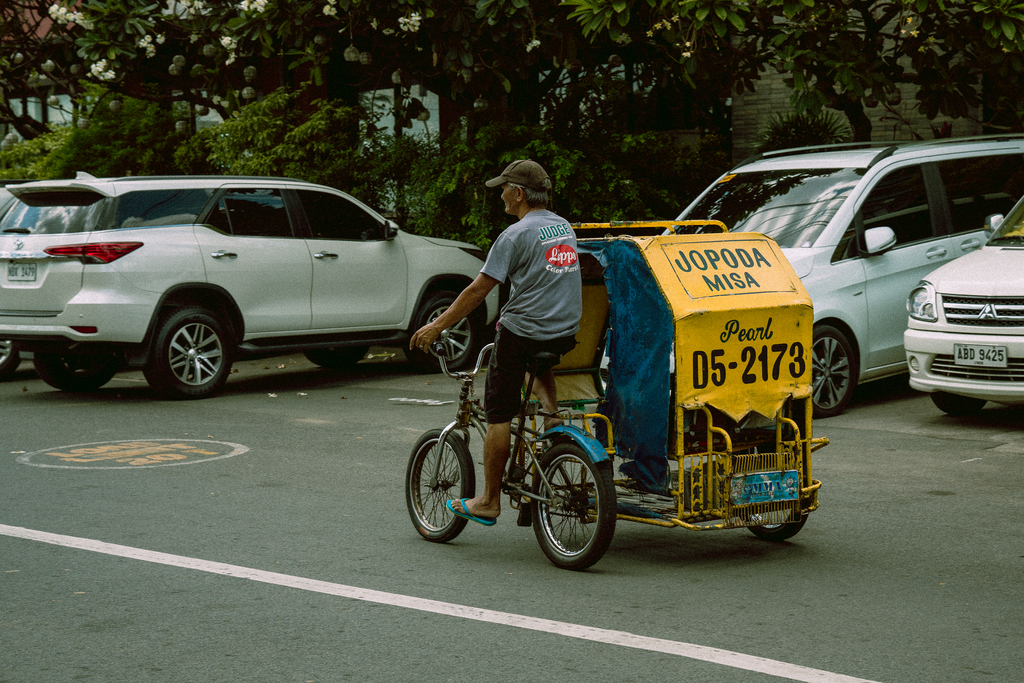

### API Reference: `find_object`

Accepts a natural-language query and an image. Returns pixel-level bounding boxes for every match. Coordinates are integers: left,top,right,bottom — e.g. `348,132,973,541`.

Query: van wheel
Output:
406,291,482,372
930,391,986,416
811,324,858,419
0,340,21,380
144,307,233,399
33,351,121,392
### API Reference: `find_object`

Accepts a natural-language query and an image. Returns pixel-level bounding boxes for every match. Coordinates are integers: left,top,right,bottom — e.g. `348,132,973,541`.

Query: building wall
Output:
730,69,983,162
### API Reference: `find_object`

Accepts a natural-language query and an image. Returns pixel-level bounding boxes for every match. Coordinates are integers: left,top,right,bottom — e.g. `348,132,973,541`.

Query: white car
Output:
0,173,497,398
905,199,1024,415
675,135,1024,417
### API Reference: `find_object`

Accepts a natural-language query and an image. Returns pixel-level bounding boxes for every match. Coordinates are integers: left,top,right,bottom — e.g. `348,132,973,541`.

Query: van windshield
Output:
676,168,864,248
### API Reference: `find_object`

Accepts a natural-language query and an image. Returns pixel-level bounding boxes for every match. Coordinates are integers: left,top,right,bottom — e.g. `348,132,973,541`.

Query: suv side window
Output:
859,165,933,246
937,154,1024,235
297,189,382,241
114,189,214,229
207,188,293,237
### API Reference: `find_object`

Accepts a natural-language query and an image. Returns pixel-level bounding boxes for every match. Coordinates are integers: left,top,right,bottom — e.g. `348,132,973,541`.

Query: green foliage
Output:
756,110,852,153
43,89,182,178
0,128,72,180
405,122,730,248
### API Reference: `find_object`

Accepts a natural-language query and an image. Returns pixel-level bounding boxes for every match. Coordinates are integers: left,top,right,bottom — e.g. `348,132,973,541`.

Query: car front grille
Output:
941,295,1024,327
930,354,1024,382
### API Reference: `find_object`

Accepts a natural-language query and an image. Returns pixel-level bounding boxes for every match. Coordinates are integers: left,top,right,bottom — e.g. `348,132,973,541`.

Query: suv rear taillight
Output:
44,242,143,264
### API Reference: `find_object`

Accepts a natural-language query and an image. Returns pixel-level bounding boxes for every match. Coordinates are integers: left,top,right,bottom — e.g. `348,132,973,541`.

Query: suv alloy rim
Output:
169,322,224,386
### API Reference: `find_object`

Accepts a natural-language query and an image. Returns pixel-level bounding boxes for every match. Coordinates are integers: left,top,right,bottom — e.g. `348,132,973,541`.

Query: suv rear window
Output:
0,188,212,234
679,168,865,248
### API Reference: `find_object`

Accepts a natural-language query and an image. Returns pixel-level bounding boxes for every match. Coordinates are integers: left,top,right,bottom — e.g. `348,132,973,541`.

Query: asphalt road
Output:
1,352,1021,683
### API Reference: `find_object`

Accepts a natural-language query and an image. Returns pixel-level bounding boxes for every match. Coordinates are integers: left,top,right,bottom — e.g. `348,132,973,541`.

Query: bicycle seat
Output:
529,351,561,374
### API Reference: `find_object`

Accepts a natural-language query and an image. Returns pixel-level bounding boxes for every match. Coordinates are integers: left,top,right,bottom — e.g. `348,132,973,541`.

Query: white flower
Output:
526,39,541,52
398,12,421,33
238,0,268,13
89,59,116,81
220,35,237,50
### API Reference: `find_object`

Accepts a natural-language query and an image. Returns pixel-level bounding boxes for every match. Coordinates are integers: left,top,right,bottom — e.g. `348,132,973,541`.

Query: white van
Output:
905,199,1024,415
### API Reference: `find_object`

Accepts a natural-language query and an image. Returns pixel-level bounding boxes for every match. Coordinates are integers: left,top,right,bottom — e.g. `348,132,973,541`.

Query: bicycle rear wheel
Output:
531,442,616,571
406,429,475,543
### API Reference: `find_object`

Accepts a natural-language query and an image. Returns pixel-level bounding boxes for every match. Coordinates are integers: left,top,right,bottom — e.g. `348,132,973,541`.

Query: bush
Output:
756,110,852,153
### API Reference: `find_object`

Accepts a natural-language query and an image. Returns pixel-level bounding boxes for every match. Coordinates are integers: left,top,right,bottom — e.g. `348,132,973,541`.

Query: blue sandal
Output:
447,499,498,526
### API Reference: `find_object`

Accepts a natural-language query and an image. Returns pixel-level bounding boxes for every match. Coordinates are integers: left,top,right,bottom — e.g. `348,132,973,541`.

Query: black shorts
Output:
484,325,577,424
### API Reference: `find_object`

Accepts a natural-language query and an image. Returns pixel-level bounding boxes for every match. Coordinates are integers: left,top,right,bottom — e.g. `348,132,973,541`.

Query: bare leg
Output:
452,420,509,520
531,369,561,430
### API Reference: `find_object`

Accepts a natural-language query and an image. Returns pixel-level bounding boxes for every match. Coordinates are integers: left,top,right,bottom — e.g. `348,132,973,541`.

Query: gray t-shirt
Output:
481,209,582,340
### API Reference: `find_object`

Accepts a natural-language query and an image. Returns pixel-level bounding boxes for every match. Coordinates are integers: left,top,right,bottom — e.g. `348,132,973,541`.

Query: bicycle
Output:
404,334,617,571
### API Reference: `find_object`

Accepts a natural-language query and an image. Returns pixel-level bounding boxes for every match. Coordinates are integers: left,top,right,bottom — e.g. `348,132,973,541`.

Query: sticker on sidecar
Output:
730,470,800,506
658,238,798,298
17,439,249,469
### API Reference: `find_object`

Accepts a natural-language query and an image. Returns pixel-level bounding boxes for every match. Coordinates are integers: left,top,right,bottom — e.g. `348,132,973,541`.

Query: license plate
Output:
730,470,800,506
954,343,1007,368
7,262,36,282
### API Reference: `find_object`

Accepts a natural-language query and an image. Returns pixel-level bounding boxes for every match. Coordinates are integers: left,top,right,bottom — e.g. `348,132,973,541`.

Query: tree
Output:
563,0,1024,140
2,0,707,142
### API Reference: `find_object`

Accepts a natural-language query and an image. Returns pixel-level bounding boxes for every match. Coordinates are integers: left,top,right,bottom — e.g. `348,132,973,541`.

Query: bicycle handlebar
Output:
433,329,493,380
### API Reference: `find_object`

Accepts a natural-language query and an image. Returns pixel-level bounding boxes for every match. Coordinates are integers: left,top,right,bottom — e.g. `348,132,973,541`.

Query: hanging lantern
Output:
473,96,488,112
314,33,327,46
202,44,217,57
359,51,372,66
109,99,123,113
417,109,430,122
391,69,403,85
172,55,186,67
608,54,623,68
1,139,12,152
243,65,257,82
175,120,188,133
47,95,61,107
41,59,56,73
77,118,90,130
196,105,210,116
70,63,83,76
13,53,24,65
168,63,182,76
344,44,360,61
242,86,256,99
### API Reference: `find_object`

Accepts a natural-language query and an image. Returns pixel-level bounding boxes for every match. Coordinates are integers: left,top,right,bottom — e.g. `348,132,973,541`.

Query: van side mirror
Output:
984,213,1004,236
384,219,399,240
863,226,897,255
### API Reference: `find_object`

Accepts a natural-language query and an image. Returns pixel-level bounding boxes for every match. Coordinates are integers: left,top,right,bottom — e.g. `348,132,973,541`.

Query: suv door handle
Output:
210,250,237,259
313,252,339,259
959,238,982,252
925,246,947,258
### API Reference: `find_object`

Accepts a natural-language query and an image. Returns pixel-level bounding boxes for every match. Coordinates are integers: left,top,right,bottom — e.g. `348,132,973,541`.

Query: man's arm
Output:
409,273,500,351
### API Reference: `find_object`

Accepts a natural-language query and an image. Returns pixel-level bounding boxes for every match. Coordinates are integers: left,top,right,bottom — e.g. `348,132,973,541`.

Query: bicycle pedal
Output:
516,504,532,527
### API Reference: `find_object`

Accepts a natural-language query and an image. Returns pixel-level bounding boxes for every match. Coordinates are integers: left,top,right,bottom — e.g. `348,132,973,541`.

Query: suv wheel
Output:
33,351,121,392
144,307,233,399
0,340,21,381
304,346,369,369
930,391,986,416
811,324,858,418
406,290,482,372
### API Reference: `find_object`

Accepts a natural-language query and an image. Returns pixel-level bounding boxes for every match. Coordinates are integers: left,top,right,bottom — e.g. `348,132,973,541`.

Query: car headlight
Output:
907,282,937,322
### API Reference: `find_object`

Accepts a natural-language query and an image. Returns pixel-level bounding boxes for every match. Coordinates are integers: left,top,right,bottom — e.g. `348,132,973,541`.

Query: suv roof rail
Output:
87,174,310,183
731,133,1024,171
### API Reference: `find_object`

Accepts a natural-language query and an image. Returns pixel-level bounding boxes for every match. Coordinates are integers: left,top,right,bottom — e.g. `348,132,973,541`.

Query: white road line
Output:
1,524,881,683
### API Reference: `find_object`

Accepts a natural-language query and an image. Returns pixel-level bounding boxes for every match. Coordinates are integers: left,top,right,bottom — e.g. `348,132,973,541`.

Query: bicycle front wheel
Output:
406,429,475,543
531,442,616,571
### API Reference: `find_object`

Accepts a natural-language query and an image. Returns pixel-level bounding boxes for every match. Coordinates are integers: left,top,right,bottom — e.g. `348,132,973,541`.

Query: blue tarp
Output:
578,239,673,494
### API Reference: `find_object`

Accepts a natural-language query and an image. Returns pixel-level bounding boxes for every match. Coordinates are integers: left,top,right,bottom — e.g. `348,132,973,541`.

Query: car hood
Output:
778,247,815,279
927,246,1024,296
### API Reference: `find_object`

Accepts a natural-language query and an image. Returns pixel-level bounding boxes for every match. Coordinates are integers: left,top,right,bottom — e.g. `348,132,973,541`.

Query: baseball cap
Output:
484,159,552,191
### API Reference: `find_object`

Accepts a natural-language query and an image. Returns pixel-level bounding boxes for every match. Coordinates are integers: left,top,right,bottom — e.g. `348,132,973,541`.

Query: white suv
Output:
0,173,497,398
905,197,1024,415
676,136,1024,417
